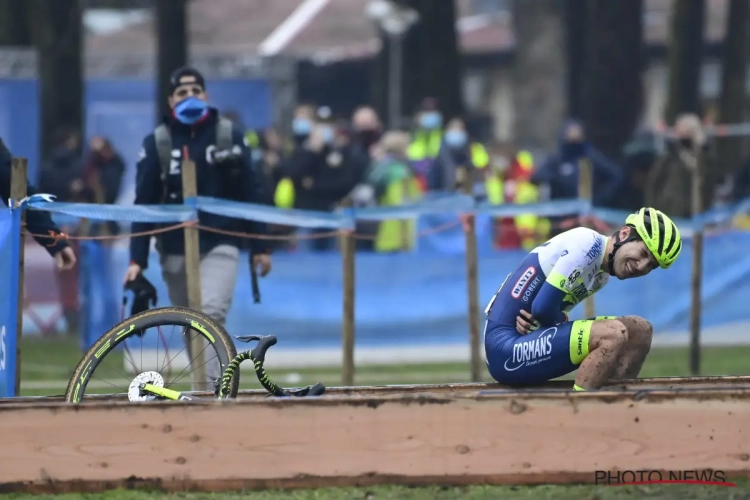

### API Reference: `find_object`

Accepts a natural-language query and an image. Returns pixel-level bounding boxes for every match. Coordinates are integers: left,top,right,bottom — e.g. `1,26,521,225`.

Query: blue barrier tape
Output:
26,201,194,223
18,193,750,232
475,199,592,218
195,196,353,230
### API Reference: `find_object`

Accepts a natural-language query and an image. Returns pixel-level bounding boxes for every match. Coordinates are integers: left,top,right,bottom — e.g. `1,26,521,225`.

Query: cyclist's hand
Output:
123,263,142,284
516,309,540,335
252,253,272,277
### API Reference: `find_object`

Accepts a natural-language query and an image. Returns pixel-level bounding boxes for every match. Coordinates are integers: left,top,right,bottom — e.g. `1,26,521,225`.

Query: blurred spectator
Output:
39,126,85,203
0,137,77,334
348,106,382,250
611,129,658,211
427,117,489,191
290,103,317,148
286,106,363,251
351,105,383,158
531,119,622,235
407,98,445,186
38,126,85,335
84,136,125,205
488,146,543,250
644,113,715,217
365,131,421,252
732,154,750,202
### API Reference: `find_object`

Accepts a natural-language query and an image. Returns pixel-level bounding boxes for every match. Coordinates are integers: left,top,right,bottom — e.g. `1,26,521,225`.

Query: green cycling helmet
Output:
625,207,682,269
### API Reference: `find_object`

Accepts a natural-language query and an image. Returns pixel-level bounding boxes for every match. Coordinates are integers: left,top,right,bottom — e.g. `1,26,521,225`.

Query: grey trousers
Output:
160,244,239,389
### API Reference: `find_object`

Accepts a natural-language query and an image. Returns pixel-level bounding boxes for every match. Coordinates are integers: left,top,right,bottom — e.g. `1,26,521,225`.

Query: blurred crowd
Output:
38,100,750,261
30,96,750,336
221,100,750,253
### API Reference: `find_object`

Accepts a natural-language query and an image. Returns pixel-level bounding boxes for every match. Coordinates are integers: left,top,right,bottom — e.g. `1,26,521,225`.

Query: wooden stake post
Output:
180,153,207,389
458,167,481,382
578,159,596,318
341,198,355,386
10,158,27,397
689,148,704,375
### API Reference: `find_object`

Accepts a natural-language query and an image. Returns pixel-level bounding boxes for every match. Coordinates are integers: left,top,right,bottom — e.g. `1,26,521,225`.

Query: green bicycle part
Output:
141,383,182,401
65,307,239,403
219,350,285,399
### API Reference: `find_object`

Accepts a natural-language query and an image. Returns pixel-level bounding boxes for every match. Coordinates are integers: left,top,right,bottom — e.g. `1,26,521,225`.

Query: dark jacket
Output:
129,108,269,269
531,119,623,207
285,143,362,212
0,138,69,255
38,145,84,202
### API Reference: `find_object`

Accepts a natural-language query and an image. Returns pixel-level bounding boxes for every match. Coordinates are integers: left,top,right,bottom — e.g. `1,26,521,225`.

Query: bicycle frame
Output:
137,335,325,401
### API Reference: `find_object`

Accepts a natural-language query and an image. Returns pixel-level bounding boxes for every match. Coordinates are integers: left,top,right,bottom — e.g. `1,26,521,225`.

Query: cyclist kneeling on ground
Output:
483,207,682,390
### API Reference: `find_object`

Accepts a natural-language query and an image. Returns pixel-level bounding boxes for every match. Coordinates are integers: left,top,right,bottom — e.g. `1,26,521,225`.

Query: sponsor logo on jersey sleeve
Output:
585,236,604,264
511,267,537,298
567,269,580,285
522,275,542,303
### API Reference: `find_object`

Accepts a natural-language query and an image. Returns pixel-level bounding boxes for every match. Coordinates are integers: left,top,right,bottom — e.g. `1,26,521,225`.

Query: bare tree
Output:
156,0,188,120
374,0,463,127
28,0,84,156
512,0,566,152
716,0,750,178
0,0,31,46
585,0,644,160
665,0,706,124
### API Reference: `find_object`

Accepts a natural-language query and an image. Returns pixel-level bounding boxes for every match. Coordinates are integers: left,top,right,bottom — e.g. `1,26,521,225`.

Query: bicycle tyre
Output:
65,306,239,403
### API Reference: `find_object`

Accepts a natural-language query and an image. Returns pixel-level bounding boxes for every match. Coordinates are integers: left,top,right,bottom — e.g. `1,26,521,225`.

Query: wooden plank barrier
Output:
1,389,750,493
3,375,750,404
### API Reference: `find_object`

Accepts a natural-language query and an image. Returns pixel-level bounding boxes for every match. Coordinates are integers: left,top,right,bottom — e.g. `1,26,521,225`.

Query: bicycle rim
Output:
65,307,239,403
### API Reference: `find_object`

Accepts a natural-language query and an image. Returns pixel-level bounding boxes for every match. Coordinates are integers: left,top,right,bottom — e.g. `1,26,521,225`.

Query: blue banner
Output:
78,230,750,355
0,207,21,397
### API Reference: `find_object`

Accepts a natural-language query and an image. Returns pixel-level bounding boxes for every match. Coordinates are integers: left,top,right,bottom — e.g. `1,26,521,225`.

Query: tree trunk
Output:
155,0,188,121
28,0,83,157
512,0,566,152
563,0,591,122
585,0,644,160
0,0,32,46
373,0,463,128
716,0,750,179
665,0,706,124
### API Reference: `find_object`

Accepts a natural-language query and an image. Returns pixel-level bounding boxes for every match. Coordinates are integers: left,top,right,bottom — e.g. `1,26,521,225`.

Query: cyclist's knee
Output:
589,319,629,353
618,315,653,352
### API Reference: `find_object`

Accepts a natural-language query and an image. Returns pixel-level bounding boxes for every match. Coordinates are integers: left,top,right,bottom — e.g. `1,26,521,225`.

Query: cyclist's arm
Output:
530,255,583,325
530,282,567,326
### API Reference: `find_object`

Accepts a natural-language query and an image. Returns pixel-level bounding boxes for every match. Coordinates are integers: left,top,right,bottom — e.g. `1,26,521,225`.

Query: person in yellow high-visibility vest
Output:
513,150,542,250
407,98,445,190
486,149,549,249
367,131,422,252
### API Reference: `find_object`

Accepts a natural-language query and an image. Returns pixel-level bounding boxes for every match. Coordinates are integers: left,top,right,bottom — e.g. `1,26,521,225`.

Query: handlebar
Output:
219,335,325,399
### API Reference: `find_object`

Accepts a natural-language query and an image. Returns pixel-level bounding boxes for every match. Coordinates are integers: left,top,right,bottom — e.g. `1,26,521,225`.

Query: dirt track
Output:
0,376,749,494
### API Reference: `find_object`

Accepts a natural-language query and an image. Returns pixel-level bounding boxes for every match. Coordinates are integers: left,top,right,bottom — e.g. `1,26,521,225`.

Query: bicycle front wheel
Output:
65,306,239,403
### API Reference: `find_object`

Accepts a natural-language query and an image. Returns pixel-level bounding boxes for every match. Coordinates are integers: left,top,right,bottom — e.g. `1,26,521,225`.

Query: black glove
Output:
123,273,158,318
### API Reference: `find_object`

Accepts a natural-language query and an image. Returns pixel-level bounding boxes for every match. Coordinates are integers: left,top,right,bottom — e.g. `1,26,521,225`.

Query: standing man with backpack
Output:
124,67,272,385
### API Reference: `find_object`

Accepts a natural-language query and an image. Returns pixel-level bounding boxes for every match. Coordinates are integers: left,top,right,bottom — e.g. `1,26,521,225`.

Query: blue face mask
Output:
420,112,442,129
174,96,208,125
319,125,335,144
292,118,312,136
444,130,467,148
